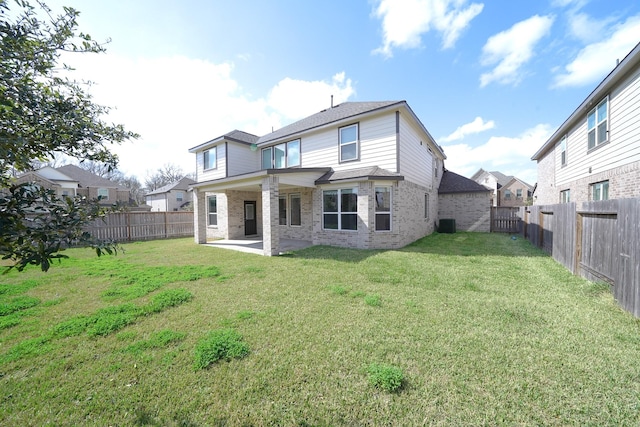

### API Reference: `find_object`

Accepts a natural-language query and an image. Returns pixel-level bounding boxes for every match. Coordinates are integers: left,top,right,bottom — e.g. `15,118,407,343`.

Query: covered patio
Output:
192,168,329,256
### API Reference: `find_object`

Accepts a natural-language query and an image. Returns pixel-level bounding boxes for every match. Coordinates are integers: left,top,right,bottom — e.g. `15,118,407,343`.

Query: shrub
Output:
329,285,349,296
86,304,141,337
145,288,193,314
194,328,249,370
366,363,404,393
364,294,381,307
0,295,40,315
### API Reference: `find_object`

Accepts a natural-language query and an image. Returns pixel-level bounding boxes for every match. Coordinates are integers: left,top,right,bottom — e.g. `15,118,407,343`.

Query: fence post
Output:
574,212,583,276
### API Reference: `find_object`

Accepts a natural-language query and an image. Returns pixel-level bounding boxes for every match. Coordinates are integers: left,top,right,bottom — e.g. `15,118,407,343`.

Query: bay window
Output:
374,187,391,231
323,188,357,230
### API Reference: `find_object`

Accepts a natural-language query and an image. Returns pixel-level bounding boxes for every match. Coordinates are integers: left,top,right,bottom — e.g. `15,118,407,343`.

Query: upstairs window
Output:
203,147,217,170
560,135,567,166
262,139,301,169
339,124,358,162
516,189,522,199
588,97,608,150
176,191,184,202
591,181,609,201
504,189,511,200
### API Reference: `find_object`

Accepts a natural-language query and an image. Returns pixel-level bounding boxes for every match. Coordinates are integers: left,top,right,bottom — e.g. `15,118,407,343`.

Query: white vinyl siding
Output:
197,144,226,181
398,113,434,186
555,67,640,188
227,142,259,176
301,113,397,172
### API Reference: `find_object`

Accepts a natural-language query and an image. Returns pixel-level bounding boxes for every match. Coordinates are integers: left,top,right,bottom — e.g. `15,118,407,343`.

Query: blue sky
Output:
44,0,640,185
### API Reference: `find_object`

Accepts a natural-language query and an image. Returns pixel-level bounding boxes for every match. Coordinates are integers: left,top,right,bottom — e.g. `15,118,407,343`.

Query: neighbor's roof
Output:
56,164,124,189
188,129,259,153
532,41,640,160
315,166,404,184
146,176,196,195
439,170,492,194
489,171,513,187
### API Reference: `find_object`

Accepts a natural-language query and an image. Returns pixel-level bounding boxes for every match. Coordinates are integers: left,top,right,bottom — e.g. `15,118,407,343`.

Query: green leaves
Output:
0,0,137,272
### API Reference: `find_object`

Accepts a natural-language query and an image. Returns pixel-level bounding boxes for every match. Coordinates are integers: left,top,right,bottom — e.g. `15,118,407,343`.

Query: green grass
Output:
1,234,640,425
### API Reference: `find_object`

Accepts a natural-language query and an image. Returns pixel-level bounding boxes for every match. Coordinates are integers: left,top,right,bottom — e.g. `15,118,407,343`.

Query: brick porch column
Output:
261,175,280,256
193,188,207,244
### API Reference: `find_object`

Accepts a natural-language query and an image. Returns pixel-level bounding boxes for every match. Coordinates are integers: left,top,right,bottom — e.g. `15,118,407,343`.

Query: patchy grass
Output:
1,235,640,425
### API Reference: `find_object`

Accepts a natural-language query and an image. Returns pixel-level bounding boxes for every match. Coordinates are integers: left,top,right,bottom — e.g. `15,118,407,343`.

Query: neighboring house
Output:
470,169,532,206
438,170,492,232
146,177,196,212
15,164,130,205
532,42,640,205
497,177,534,207
189,101,447,255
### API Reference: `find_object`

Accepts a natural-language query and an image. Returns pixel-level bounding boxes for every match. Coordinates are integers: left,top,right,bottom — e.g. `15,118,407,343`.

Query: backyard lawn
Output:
1,233,639,425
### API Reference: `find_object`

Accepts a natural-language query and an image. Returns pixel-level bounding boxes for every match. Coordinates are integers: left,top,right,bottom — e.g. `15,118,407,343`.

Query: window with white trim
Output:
560,135,567,166
374,187,391,231
290,193,301,226
176,191,184,202
516,189,523,199
207,195,217,226
504,189,511,200
588,97,608,150
560,189,570,203
203,147,217,170
278,195,287,225
97,188,109,200
591,181,609,201
323,188,357,230
339,124,358,162
261,139,301,169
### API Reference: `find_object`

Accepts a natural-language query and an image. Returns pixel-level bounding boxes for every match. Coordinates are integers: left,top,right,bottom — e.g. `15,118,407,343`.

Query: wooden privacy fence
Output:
520,199,640,317
490,207,521,233
86,211,194,242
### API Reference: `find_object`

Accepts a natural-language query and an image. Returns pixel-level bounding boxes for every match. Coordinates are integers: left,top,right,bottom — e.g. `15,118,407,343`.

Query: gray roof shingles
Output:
146,176,196,195
258,101,404,145
315,166,403,184
439,170,491,194
56,164,125,189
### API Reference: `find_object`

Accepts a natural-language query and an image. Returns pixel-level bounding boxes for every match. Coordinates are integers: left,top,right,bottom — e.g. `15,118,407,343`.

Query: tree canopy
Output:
1,0,138,271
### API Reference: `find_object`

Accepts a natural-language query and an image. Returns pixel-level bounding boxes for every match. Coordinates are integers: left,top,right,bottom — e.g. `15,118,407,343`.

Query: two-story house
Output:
470,169,532,207
145,176,195,211
189,101,446,255
532,41,640,205
15,164,130,205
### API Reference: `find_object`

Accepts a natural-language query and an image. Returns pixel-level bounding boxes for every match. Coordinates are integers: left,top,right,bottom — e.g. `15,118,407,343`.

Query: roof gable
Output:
532,41,640,160
189,130,259,153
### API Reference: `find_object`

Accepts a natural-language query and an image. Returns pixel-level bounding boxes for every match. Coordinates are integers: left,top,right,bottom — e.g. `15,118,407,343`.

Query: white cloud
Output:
479,15,554,87
553,15,640,88
372,0,483,58
59,53,355,181
267,72,355,120
566,12,612,43
440,116,495,142
442,123,554,185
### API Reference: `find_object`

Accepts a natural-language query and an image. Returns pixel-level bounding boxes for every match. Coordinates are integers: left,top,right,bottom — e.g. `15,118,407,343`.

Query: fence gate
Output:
490,207,521,233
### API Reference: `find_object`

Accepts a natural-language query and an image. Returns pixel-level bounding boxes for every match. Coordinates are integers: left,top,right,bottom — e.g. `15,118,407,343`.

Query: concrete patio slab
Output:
205,238,313,255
